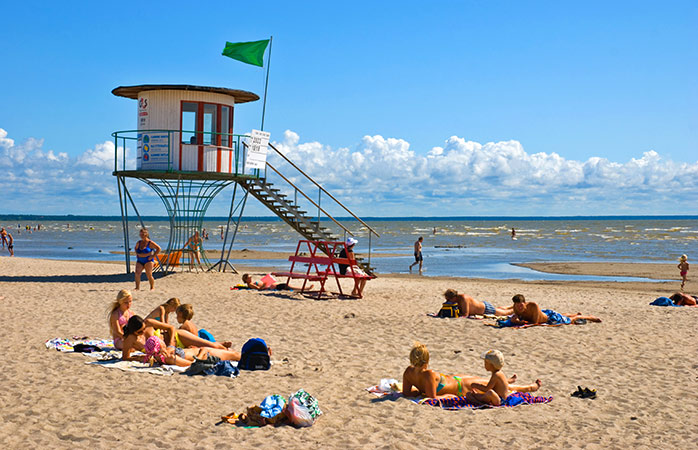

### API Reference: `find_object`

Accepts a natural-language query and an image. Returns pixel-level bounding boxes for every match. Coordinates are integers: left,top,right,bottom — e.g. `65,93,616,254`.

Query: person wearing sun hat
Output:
677,254,689,290
338,237,367,297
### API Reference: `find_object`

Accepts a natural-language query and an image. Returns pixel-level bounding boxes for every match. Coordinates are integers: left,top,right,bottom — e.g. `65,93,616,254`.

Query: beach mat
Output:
426,313,497,320
88,359,187,376
45,337,115,352
366,385,552,410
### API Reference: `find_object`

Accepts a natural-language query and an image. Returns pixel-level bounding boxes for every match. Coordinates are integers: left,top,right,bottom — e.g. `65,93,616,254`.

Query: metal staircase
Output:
238,142,379,274
239,176,376,274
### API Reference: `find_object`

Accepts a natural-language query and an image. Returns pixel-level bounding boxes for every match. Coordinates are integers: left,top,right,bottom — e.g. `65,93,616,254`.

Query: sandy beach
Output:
0,255,696,449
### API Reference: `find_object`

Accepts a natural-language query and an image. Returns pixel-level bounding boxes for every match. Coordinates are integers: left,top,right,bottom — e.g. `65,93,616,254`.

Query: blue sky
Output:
1,1,696,217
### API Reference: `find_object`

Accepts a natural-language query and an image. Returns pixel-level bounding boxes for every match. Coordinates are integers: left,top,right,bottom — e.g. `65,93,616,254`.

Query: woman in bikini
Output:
402,342,531,399
108,289,134,350
120,316,241,366
134,227,161,291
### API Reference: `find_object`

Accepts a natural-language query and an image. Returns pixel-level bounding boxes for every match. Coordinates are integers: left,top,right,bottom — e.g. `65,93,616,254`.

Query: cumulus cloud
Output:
0,128,133,214
1,127,696,216
270,130,698,215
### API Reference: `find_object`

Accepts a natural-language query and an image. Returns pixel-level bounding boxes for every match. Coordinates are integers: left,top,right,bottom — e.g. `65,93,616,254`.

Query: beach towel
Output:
231,284,253,290
45,337,115,352
650,297,681,307
426,313,498,320
88,359,186,376
366,383,552,410
491,310,573,328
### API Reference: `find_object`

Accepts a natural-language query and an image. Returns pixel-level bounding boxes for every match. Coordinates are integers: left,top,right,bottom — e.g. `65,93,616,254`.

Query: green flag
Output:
222,39,270,67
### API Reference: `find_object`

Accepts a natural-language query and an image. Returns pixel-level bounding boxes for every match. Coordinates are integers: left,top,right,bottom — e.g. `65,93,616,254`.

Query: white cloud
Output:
0,128,133,214
0,126,696,216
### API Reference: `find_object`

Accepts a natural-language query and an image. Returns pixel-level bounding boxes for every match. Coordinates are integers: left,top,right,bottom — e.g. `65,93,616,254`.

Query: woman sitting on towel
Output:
402,342,535,399
120,316,241,366
108,289,135,350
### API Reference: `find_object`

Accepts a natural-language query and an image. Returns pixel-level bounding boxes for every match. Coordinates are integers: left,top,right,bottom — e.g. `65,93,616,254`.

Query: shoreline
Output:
2,255,684,295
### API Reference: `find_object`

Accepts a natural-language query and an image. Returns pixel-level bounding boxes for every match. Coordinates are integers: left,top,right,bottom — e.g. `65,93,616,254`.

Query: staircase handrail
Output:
264,162,355,237
267,142,380,238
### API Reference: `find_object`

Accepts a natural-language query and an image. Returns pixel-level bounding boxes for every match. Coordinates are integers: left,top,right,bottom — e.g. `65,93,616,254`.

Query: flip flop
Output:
573,318,588,325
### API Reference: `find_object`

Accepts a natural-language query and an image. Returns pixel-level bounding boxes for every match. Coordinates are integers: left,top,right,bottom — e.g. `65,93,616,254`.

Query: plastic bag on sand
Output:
286,397,315,427
286,389,322,427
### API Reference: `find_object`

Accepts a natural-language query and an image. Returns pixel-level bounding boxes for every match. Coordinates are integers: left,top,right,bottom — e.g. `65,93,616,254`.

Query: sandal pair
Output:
571,386,597,399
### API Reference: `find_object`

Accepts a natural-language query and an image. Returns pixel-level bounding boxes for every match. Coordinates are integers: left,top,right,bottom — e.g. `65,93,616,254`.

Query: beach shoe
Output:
581,388,597,399
573,318,588,325
571,386,585,397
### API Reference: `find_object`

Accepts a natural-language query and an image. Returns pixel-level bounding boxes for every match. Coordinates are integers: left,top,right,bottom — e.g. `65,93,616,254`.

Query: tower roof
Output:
112,84,259,103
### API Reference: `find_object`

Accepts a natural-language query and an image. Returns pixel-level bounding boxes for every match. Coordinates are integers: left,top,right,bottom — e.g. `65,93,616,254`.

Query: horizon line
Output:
2,214,697,221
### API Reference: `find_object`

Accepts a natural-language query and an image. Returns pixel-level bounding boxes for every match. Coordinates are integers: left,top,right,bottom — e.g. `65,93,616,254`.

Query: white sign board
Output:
137,132,170,170
244,129,271,171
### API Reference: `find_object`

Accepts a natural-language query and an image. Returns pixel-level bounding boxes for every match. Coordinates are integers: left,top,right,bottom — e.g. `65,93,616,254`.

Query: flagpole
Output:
260,36,273,131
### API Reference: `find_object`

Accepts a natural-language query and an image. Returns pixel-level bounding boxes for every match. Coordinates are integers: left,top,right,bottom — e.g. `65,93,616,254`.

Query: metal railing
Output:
111,129,254,175
263,142,380,264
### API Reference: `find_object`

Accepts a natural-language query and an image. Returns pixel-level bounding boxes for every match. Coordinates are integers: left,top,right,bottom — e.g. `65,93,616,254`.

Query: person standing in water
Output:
409,236,424,273
5,232,14,256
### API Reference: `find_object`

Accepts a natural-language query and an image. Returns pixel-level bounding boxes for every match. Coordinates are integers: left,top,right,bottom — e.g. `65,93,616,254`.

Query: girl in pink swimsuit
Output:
109,289,134,350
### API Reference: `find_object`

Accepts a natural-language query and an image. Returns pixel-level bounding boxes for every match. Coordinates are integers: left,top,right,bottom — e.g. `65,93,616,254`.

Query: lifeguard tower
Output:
112,84,378,274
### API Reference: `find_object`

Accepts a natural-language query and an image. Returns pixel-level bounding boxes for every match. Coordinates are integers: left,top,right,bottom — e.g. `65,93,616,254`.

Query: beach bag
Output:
438,302,460,318
239,338,270,370
286,389,322,427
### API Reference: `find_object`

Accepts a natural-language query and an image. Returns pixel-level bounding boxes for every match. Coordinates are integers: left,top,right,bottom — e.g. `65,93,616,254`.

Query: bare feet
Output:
508,374,517,384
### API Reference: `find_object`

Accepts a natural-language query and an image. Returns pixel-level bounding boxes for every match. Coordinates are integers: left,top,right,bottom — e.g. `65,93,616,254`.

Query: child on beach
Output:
678,255,689,290
466,350,542,407
145,297,180,343
176,304,197,335
108,290,134,350
145,297,180,327
176,303,223,343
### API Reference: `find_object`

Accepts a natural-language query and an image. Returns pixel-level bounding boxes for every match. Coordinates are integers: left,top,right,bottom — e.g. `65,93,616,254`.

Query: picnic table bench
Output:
272,240,375,298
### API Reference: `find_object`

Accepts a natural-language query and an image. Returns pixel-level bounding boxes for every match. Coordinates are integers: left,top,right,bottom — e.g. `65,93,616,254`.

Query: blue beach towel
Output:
198,329,216,342
650,297,681,307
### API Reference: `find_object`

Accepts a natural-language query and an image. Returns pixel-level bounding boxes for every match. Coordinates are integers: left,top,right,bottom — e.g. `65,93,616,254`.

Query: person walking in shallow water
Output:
409,237,424,273
678,254,689,291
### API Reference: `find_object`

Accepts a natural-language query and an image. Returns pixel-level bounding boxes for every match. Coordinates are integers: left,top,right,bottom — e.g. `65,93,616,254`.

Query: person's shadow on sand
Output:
0,272,167,284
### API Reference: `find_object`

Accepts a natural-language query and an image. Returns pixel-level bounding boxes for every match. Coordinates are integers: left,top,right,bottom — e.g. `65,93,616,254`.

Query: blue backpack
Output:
239,338,271,370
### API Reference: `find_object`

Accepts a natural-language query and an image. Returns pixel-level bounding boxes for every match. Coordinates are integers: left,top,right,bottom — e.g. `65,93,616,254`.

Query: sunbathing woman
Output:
402,342,535,399
108,289,134,350
242,274,314,292
120,316,241,366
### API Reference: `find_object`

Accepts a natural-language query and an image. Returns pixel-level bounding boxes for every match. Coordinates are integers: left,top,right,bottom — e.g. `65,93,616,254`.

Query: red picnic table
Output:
272,240,375,298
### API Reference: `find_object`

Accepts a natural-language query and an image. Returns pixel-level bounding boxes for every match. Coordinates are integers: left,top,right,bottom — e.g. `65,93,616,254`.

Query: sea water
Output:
1,216,696,282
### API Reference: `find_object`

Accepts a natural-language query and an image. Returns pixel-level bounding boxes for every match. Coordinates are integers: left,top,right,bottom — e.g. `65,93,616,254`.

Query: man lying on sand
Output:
510,294,602,325
443,289,512,317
